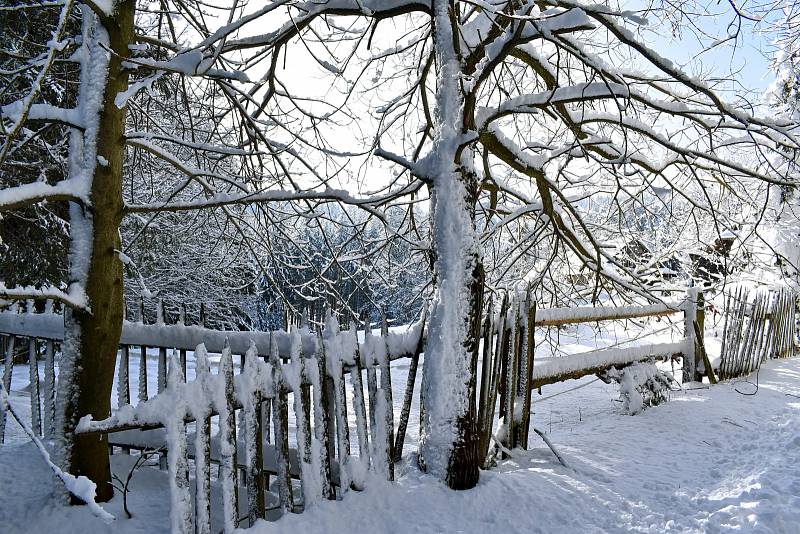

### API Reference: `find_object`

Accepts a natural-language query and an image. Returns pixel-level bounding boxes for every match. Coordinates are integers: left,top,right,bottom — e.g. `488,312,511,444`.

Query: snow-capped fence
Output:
718,287,798,380
0,290,722,532
75,314,420,532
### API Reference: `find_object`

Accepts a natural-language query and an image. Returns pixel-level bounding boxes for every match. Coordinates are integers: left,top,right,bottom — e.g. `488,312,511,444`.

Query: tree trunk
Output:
419,168,483,489
418,0,483,490
56,2,133,503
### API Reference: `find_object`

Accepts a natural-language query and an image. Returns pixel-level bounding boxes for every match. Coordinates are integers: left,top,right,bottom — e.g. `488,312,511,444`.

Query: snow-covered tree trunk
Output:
418,0,482,490
55,1,133,502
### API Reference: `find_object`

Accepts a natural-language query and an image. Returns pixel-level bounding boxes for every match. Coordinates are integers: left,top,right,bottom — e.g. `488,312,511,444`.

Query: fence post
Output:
43,339,55,437
219,341,239,533
243,343,265,525
378,314,395,481
179,304,187,380
314,329,336,500
695,291,706,381
118,301,130,418
42,298,56,437
394,308,426,464
270,337,294,515
194,345,212,534
682,287,698,383
502,299,520,455
138,298,148,403
28,337,41,436
157,299,167,393
166,351,192,534
518,295,536,449
0,335,15,443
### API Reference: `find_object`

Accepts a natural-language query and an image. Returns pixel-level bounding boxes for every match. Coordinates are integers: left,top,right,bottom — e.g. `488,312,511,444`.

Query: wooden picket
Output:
0,335,14,442
719,287,797,380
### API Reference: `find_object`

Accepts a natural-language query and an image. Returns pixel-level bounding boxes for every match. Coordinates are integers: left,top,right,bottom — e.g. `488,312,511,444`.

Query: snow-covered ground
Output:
2,318,799,533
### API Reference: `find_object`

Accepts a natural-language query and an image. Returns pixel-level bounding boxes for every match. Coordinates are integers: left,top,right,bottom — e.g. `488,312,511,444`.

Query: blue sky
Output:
635,0,779,97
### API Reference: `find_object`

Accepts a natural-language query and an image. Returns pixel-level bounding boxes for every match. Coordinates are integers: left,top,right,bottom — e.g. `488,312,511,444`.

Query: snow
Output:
535,302,681,325
3,302,799,532
533,340,687,384
3,309,800,532
415,0,479,478
0,385,114,523
123,51,249,83
0,310,422,363
0,101,84,127
91,0,115,16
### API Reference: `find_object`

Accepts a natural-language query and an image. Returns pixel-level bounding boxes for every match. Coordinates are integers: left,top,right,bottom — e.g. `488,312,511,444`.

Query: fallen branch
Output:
533,427,569,468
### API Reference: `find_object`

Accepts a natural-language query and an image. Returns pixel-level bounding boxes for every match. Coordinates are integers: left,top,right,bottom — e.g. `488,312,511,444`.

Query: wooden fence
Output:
79,319,406,532
0,289,740,532
718,286,798,380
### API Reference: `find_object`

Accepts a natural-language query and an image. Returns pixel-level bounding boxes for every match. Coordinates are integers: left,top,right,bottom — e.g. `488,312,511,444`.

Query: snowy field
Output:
2,319,800,533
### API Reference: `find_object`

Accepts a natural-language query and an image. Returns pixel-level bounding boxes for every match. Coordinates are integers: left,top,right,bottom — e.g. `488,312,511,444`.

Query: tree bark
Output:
419,173,483,489
56,2,133,502
418,0,484,490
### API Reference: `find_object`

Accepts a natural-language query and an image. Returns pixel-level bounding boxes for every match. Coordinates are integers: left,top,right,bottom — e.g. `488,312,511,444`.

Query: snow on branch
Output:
124,181,426,213
0,101,84,129
223,0,432,51
0,0,76,166
0,283,88,310
564,110,799,186
553,0,798,135
122,50,250,82
0,178,88,212
477,81,631,128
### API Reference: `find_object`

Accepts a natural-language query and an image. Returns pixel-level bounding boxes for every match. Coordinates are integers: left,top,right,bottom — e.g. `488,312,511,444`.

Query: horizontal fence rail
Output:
534,302,681,326
0,312,423,361
531,340,688,389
